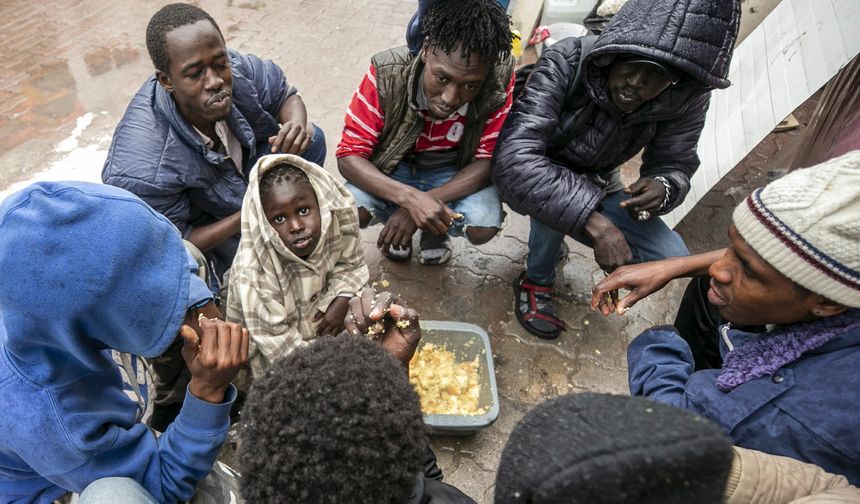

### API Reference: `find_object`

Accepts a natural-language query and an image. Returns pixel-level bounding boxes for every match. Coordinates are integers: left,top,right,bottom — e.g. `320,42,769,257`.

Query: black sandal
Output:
513,272,567,340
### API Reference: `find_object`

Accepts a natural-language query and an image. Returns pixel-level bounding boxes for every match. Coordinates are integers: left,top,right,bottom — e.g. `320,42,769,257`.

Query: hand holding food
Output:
344,287,421,366
591,260,677,315
403,190,456,235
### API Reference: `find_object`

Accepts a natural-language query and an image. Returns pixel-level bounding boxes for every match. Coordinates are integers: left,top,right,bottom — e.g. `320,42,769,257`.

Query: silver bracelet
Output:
653,176,672,211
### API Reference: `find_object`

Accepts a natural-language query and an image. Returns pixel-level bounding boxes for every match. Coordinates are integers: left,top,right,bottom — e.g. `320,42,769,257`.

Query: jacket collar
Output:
153,79,257,168
720,309,860,357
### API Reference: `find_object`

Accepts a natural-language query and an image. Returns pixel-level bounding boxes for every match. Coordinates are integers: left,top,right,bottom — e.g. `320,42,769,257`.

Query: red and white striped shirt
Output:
336,64,514,162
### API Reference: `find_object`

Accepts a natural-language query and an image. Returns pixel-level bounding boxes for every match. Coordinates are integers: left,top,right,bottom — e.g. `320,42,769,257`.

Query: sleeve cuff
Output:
175,384,237,434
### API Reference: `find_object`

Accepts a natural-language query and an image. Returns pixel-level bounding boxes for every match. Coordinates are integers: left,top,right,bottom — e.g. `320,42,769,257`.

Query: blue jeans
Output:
299,122,327,166
79,478,158,504
526,190,690,285
344,162,504,237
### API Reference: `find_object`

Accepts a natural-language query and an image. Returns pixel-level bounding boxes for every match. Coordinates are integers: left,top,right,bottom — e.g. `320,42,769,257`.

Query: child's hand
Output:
315,296,350,336
344,287,421,366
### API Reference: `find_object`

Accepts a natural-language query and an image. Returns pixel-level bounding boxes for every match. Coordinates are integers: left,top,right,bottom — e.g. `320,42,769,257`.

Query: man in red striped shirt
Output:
337,0,515,265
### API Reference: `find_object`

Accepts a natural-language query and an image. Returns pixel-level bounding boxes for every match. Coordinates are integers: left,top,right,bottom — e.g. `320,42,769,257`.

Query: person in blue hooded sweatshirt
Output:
0,182,249,503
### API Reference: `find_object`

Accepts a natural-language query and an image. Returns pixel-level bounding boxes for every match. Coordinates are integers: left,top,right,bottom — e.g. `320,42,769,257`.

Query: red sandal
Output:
513,272,567,340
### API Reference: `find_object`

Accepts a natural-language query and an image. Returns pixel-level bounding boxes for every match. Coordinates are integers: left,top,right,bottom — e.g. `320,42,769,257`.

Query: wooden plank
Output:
663,0,860,227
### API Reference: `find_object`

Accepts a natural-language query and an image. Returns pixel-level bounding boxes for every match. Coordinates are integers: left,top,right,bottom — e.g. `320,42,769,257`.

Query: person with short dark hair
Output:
239,289,475,503
592,151,860,483
492,0,741,340
337,0,514,266
226,154,369,378
102,2,327,432
104,2,326,281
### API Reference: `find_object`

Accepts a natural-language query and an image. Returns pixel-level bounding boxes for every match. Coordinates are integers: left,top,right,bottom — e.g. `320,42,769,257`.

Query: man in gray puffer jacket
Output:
492,0,740,339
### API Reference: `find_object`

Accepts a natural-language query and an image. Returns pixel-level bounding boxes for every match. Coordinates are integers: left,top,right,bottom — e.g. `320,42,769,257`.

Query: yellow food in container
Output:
409,343,487,416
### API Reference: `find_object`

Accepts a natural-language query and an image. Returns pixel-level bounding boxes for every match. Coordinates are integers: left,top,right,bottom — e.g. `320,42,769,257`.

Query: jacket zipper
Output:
720,323,734,352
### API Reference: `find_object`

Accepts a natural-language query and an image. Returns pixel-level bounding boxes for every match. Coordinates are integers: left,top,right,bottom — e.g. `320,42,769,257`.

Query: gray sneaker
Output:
417,231,452,265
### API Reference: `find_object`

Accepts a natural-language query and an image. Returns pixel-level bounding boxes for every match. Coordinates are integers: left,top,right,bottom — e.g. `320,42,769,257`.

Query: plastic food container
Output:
416,320,499,436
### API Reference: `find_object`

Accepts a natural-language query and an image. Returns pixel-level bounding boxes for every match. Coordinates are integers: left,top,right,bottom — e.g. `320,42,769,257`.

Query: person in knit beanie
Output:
494,393,860,504
590,150,860,483
494,393,734,504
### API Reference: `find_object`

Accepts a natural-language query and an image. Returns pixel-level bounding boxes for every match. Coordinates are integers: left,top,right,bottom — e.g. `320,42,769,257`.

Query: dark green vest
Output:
368,46,514,174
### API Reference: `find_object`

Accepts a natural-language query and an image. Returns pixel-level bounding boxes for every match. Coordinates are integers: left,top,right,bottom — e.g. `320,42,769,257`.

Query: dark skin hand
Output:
344,287,421,367
591,249,727,316
591,261,678,315
619,177,667,218
377,207,419,252
402,190,457,235
583,212,633,273
339,153,491,252
188,210,241,252
314,296,351,336
268,94,312,154
179,301,249,403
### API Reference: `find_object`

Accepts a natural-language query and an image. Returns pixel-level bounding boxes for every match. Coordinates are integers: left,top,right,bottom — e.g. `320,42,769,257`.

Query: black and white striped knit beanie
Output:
732,149,860,308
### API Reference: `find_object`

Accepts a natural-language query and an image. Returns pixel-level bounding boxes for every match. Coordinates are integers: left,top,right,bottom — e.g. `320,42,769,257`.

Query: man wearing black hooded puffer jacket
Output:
492,0,740,339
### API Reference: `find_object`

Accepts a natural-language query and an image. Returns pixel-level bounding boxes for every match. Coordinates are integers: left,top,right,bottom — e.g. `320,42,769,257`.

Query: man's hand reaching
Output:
590,261,678,315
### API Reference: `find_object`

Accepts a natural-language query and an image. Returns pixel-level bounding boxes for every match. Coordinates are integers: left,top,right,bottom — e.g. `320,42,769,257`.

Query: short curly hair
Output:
239,335,428,503
146,3,223,73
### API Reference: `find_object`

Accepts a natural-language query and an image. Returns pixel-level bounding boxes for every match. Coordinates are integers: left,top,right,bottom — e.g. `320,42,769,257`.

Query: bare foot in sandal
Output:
513,271,567,339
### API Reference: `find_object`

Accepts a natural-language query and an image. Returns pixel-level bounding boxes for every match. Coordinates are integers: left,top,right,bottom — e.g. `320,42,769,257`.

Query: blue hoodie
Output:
0,182,234,503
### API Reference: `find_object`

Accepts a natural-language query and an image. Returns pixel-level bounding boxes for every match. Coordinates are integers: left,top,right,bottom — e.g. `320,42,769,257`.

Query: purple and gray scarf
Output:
716,310,860,392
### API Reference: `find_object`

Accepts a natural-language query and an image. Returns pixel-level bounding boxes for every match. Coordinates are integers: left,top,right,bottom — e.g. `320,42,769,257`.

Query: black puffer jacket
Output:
491,0,740,237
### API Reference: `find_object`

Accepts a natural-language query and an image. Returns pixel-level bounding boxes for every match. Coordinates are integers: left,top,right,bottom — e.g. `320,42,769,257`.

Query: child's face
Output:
262,182,322,258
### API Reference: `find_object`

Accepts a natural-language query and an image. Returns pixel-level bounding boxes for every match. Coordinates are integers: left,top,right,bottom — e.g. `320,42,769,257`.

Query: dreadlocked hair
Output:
259,162,314,201
146,3,223,73
421,0,515,67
